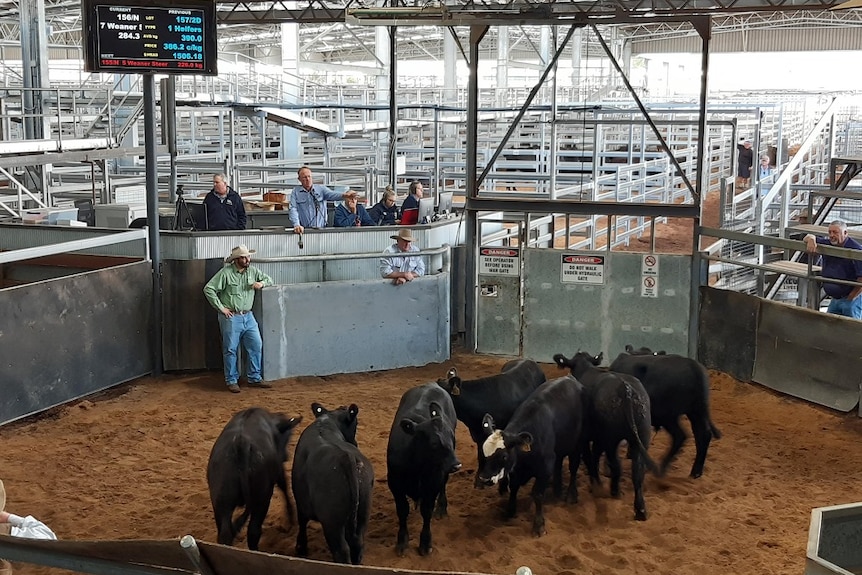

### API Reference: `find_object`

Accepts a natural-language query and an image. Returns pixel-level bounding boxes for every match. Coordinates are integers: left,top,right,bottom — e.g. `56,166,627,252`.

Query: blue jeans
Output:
827,295,862,319
217,312,263,384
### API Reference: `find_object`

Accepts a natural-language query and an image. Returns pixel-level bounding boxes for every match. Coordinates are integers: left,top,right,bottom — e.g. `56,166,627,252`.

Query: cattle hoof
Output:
690,470,703,479
418,545,432,556
395,545,407,557
635,510,647,521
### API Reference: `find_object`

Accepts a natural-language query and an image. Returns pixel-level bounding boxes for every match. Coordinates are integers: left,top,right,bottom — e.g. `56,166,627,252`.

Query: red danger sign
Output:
562,255,604,265
480,248,519,257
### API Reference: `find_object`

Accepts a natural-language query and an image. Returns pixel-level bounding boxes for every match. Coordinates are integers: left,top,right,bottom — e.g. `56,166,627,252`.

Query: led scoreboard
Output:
83,0,217,75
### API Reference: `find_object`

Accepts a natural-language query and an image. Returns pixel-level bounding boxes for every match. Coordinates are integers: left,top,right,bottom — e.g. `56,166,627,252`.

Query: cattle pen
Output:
1,349,861,575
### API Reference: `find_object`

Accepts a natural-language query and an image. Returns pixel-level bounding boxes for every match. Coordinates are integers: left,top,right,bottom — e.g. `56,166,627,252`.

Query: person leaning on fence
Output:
203,245,274,393
804,220,862,319
380,228,425,286
288,165,357,234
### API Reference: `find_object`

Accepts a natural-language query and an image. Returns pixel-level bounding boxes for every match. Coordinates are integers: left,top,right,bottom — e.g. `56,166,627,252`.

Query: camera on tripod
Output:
173,184,206,231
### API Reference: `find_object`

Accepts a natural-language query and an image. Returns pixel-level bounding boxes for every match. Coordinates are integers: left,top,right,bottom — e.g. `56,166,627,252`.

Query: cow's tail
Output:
699,367,722,440
709,419,722,440
231,441,255,536
344,453,363,537
623,386,661,477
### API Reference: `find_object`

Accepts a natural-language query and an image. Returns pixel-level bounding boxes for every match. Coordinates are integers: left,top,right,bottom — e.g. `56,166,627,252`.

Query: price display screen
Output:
83,0,217,75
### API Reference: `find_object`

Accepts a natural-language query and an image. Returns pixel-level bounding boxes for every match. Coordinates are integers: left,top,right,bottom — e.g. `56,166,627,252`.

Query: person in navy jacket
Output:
203,174,247,230
334,195,376,227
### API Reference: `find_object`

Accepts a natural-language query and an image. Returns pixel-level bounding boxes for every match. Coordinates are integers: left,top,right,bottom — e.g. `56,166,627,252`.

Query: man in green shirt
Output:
203,244,273,393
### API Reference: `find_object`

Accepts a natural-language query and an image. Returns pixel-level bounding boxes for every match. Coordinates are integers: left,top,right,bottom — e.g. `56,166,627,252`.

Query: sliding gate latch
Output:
480,284,498,297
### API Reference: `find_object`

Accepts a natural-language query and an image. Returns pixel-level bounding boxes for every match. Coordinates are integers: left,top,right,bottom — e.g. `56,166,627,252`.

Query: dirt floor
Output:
3,348,862,575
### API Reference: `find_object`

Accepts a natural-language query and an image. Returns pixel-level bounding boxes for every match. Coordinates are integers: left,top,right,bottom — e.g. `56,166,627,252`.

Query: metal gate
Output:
476,244,693,362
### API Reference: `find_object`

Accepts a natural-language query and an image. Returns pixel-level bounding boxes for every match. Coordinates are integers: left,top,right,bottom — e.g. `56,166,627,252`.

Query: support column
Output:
281,23,302,161
375,26,393,187
443,31,458,141
496,27,509,107
19,0,50,195
570,28,582,100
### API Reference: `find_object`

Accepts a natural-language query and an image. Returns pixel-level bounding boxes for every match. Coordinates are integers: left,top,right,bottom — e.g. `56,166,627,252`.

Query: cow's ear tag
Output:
431,409,438,417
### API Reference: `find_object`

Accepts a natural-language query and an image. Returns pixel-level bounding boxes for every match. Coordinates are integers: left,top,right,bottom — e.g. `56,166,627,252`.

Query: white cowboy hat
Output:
225,244,256,263
390,229,415,242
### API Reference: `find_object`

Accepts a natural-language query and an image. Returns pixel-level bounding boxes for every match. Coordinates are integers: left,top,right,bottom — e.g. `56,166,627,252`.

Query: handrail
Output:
255,244,452,274
0,166,48,215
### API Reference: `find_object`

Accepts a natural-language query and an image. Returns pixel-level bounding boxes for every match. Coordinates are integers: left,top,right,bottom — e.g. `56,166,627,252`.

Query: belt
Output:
231,309,251,315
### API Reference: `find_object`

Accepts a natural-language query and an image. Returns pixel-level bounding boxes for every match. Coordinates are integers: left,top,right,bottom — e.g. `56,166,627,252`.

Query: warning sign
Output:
479,247,520,277
641,275,658,298
561,254,605,284
642,254,659,276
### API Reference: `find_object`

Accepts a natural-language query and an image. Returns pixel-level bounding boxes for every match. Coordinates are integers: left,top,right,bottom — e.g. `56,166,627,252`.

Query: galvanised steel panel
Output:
698,287,756,383
0,262,152,425
0,225,146,257
521,249,690,363
754,299,861,412
261,273,450,379
476,272,521,356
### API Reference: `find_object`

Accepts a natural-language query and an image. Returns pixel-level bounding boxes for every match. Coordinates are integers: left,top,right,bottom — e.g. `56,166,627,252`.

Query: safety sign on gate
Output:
479,247,520,276
561,254,605,284
641,254,659,298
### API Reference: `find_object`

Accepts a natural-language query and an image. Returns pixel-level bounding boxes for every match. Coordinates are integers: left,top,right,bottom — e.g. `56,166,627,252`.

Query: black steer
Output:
609,344,721,478
553,351,658,521
206,408,302,551
292,403,374,564
387,383,462,556
436,358,546,486
478,375,587,536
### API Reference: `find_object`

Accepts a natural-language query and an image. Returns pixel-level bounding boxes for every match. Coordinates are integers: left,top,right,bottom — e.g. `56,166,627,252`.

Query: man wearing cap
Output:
203,245,273,393
380,228,426,285
737,138,754,188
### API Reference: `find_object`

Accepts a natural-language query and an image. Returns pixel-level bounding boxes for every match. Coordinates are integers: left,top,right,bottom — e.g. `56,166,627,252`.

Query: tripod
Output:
172,185,198,231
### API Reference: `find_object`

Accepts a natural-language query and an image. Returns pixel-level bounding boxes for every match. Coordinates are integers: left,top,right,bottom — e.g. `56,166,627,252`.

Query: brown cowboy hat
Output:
390,229,415,242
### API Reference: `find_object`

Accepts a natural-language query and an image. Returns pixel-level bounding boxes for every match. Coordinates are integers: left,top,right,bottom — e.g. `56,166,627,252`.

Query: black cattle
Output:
478,375,587,536
609,345,721,479
553,351,658,521
387,383,462,556
436,359,546,486
292,403,374,564
206,408,302,550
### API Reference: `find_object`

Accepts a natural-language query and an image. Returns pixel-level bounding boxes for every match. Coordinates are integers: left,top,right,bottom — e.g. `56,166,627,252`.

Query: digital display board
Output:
83,0,218,75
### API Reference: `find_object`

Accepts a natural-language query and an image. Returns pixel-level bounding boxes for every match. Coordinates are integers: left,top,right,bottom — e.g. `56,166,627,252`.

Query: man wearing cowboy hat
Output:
203,245,273,393
380,228,425,285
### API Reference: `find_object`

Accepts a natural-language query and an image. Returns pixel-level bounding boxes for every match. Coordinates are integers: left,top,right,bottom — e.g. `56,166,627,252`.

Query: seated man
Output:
334,195,375,227
380,228,425,286
367,186,399,225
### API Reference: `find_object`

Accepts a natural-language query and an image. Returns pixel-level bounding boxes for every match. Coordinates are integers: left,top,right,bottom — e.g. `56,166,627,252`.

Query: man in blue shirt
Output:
289,166,357,234
804,220,862,319
334,195,376,227
203,174,247,230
